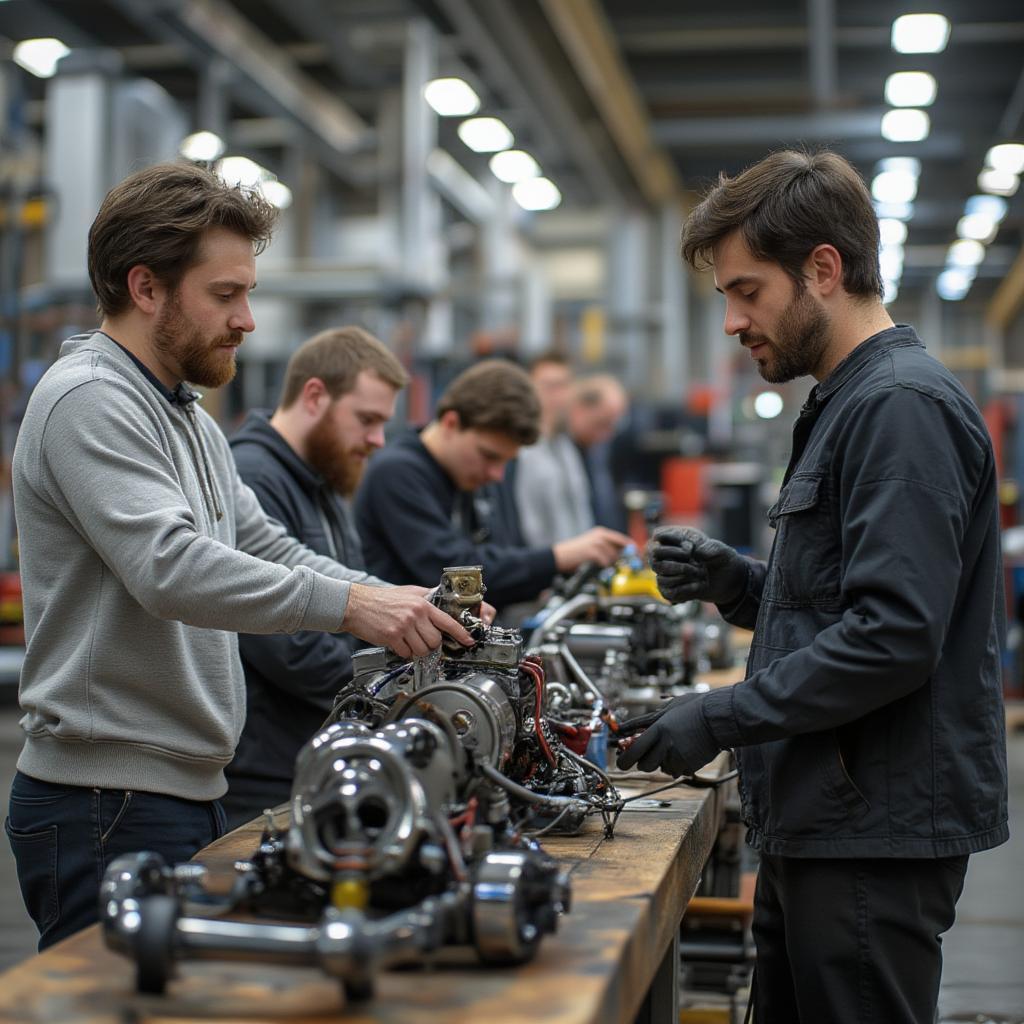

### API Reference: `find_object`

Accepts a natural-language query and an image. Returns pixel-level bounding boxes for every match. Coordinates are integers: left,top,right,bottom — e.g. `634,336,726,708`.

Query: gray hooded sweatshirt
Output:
12,331,379,800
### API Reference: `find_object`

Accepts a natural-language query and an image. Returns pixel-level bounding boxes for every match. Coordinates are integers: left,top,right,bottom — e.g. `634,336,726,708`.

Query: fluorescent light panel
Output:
985,143,1024,175
881,108,930,142
13,37,69,78
878,218,908,246
512,177,561,211
891,14,950,53
489,149,540,184
423,78,480,117
458,117,513,153
872,170,918,203
978,168,1020,197
180,131,225,163
884,71,937,107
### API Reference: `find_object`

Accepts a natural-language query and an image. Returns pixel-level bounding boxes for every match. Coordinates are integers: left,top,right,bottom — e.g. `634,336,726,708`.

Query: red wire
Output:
520,659,557,767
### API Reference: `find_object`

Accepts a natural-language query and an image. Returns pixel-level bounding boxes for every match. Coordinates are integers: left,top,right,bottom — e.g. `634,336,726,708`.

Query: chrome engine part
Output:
328,566,620,836
101,716,571,1001
526,561,734,726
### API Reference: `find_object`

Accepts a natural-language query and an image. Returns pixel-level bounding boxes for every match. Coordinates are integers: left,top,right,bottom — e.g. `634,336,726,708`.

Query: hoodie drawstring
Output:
183,404,224,522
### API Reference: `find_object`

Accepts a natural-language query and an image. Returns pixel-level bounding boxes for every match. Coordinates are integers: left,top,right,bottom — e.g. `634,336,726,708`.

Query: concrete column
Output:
606,206,651,386
658,203,688,401
44,49,122,292
481,177,521,335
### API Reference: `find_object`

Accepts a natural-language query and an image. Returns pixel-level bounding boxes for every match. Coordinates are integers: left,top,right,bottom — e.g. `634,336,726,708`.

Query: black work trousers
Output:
751,852,969,1024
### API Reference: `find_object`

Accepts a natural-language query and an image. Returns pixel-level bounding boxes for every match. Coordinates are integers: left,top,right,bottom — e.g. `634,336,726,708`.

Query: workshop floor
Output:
0,704,1021,1019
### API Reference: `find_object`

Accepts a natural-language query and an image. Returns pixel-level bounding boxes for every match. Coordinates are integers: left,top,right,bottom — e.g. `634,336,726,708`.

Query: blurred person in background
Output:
514,351,594,547
567,374,630,532
356,359,630,610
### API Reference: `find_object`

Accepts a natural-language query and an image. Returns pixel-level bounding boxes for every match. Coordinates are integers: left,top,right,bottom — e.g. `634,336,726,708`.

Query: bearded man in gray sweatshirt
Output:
6,162,472,950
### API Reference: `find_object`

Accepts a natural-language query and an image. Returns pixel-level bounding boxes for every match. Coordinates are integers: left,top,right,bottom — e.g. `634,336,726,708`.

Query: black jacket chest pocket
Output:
764,476,842,607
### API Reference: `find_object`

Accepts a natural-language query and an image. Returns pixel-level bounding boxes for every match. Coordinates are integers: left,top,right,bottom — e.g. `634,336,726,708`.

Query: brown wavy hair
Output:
88,161,278,316
681,149,883,300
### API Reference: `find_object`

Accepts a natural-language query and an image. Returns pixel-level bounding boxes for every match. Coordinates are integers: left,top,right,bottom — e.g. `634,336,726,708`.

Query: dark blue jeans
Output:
5,771,227,951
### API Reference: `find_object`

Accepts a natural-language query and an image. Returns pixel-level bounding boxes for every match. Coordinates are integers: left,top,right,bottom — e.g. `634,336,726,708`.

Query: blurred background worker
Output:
514,351,594,547
566,374,630,532
223,326,408,828
356,359,630,610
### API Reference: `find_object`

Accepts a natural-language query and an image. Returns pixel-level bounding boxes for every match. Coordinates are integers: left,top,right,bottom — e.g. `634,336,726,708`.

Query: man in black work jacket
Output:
356,359,630,610
618,150,1009,1023
223,326,409,827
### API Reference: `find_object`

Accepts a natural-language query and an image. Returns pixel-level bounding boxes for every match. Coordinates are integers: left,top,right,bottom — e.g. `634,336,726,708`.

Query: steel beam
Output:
538,0,682,205
107,0,372,182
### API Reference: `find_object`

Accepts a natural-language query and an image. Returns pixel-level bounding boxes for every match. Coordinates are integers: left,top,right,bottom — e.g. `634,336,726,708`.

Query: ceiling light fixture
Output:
512,177,561,211
423,78,480,117
876,157,921,177
964,194,1008,221
260,180,293,210
977,168,1020,197
891,14,950,54
457,117,514,153
878,218,908,246
936,267,974,301
13,37,70,78
879,245,905,280
984,143,1024,175
489,149,540,184
180,131,226,163
956,213,998,244
873,200,915,221
881,109,930,142
884,71,937,107
216,156,266,189
947,239,986,267
872,170,919,204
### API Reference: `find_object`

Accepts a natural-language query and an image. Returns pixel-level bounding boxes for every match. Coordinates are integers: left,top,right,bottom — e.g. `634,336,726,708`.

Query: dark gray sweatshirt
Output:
12,331,376,800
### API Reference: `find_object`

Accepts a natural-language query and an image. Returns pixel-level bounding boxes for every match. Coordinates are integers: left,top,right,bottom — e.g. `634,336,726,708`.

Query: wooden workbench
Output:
0,767,730,1024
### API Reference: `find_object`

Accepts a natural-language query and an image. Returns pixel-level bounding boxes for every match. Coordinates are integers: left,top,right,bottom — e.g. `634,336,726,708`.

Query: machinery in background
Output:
526,548,734,734
101,712,571,1000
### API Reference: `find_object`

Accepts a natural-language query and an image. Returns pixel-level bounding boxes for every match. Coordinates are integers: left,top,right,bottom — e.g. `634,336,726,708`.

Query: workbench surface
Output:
0,769,728,1024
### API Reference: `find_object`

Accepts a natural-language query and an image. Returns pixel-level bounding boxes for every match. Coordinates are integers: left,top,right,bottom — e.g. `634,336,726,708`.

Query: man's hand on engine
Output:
342,583,474,659
615,693,721,777
649,526,749,607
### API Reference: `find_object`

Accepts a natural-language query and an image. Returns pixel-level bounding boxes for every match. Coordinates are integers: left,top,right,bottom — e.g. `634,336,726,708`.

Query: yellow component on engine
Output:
608,563,666,602
331,878,369,910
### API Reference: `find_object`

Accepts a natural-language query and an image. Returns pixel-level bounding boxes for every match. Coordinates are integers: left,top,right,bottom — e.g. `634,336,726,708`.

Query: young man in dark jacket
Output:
356,359,630,610
619,150,1009,1023
223,326,409,827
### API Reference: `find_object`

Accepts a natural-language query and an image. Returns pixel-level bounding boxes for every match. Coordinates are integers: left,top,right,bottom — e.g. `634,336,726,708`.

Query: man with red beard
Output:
7,164,472,949
224,326,409,826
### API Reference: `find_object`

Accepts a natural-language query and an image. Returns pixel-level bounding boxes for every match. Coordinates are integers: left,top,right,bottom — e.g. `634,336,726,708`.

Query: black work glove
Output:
615,692,721,777
650,526,748,607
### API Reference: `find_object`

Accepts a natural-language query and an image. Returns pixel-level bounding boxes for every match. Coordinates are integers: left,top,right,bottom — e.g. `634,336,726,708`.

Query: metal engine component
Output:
328,566,620,837
527,558,735,725
100,717,570,1000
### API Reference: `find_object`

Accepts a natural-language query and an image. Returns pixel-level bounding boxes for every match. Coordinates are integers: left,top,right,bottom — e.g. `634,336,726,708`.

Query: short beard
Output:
305,408,366,497
152,290,242,389
743,285,831,384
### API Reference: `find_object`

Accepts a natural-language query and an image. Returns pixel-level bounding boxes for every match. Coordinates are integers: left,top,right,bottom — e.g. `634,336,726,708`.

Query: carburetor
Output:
100,715,571,1001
